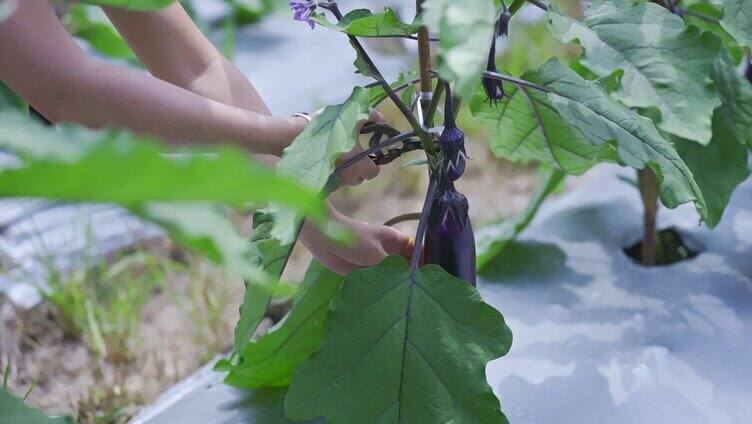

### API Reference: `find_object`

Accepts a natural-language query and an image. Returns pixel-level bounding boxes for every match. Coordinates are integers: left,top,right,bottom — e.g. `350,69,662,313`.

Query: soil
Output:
623,227,702,266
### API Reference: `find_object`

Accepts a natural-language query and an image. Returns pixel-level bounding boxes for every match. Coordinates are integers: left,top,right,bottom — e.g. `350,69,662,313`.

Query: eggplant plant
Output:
217,0,752,422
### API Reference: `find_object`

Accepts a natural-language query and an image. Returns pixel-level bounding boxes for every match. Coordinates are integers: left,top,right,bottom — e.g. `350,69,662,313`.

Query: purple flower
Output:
289,0,317,29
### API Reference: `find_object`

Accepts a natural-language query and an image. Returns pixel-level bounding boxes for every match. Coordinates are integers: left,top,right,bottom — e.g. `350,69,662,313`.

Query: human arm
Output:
103,3,271,114
0,0,302,154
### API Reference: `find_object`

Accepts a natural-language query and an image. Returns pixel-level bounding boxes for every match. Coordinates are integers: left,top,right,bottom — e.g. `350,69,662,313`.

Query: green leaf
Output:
79,0,175,11
230,209,292,354
0,113,322,214
423,0,496,98
368,71,418,107
683,2,745,63
69,6,137,62
223,261,343,388
469,73,615,174
673,111,750,227
313,8,422,38
351,39,379,79
673,49,752,228
0,388,76,424
539,59,707,219
476,169,565,271
547,0,722,144
285,256,512,423
711,49,752,148
269,87,370,246
721,0,752,48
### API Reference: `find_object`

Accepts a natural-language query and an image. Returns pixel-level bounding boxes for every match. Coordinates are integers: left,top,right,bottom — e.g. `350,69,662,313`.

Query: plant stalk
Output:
638,168,659,267
417,0,433,121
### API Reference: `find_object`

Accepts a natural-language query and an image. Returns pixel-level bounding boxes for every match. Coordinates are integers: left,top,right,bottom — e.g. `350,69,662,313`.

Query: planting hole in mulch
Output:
623,227,701,266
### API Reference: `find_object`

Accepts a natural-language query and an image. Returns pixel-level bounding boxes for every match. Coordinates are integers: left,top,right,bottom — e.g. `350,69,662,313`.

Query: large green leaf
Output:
79,0,174,11
285,256,512,423
540,59,707,219
469,73,615,174
476,169,565,271
423,0,496,98
721,0,752,48
0,113,321,213
674,111,750,227
0,388,75,424
712,49,752,148
221,261,343,388
665,12,749,226
313,8,422,38
269,87,370,246
547,0,721,144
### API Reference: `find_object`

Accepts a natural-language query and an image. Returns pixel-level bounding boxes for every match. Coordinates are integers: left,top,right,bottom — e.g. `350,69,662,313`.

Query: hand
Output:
300,207,414,276
296,108,384,187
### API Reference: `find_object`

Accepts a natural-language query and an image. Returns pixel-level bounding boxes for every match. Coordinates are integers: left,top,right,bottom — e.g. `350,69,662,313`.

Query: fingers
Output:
338,147,380,186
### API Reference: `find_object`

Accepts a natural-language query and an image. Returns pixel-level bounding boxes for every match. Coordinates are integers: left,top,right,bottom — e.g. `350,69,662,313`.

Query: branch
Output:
482,71,551,93
384,213,421,226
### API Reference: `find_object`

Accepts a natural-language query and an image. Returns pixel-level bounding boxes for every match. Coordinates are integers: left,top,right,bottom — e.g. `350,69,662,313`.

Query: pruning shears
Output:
360,122,423,166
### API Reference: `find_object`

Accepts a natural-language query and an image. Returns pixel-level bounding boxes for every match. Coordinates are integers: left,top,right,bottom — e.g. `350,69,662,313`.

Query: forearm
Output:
22,60,300,154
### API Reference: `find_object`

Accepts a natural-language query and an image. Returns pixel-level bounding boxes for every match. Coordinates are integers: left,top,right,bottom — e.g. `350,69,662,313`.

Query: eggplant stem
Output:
384,213,422,227
409,173,439,281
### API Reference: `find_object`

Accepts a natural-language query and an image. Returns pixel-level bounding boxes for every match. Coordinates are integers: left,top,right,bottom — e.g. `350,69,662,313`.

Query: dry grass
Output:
0,242,250,423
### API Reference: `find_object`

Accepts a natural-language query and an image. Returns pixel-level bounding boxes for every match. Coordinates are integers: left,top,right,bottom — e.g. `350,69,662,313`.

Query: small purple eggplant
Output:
481,6,511,104
438,84,467,182
425,181,477,286
746,59,752,85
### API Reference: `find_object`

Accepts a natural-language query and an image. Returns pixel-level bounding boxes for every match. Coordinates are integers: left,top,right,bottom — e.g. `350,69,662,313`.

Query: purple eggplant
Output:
746,59,752,85
425,181,477,286
425,83,477,286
